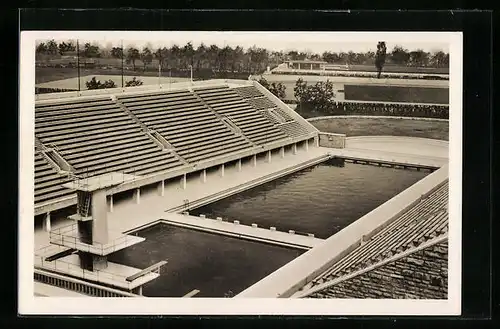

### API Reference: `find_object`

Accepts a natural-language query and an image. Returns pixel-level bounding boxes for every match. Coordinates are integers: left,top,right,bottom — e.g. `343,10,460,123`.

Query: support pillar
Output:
44,212,51,232
133,286,143,296
315,136,319,147
237,159,242,172
134,188,141,204
293,143,297,155
305,140,309,152
109,194,114,213
267,150,272,163
158,180,165,196
280,147,285,158
220,163,225,177
181,174,187,190
252,154,257,167
200,169,207,183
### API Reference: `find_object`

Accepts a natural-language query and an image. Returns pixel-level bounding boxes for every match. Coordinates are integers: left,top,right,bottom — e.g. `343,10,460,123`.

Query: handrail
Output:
126,260,167,282
49,223,140,255
34,268,141,297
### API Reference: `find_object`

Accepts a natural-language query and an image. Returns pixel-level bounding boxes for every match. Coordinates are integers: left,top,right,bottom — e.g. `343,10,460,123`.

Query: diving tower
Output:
40,172,167,295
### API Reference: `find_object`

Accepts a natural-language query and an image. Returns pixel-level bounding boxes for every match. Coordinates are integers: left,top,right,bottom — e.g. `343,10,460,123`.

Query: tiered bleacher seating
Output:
232,86,265,99
194,86,289,146
34,151,74,205
35,97,184,178
234,85,310,139
260,110,282,125
309,181,449,287
117,89,253,163
278,122,310,138
245,97,276,110
272,108,294,122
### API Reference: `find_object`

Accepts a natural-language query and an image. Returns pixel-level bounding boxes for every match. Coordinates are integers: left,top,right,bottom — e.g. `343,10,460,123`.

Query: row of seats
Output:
232,86,265,99
260,110,282,125
309,181,449,287
245,97,277,110
34,151,74,205
194,87,289,146
118,88,254,163
35,97,185,180
232,86,309,139
278,122,310,138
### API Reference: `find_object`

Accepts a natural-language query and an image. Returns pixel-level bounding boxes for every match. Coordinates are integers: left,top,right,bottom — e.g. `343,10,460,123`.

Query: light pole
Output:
189,64,193,83
158,62,161,87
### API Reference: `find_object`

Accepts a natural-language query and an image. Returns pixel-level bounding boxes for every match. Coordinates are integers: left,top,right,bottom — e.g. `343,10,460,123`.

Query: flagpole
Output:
77,40,80,92
158,62,161,87
121,40,124,88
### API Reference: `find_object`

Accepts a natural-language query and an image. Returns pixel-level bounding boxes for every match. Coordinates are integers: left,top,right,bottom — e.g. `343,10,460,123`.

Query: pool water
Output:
108,223,303,297
191,159,429,239
109,159,429,297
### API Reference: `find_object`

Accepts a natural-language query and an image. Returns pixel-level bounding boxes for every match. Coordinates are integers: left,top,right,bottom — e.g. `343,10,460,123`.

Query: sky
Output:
38,31,452,53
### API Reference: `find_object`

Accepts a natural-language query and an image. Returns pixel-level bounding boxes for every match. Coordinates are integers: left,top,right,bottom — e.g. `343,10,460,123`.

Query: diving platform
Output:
49,223,145,256
62,172,138,192
34,254,159,291
36,171,166,295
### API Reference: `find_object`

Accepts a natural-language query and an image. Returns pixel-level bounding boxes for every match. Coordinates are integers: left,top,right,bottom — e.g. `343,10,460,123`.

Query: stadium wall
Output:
318,132,346,148
236,164,449,298
307,115,449,122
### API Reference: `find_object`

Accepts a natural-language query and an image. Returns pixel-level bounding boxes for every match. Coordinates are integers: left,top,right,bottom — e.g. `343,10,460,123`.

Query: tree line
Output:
36,39,449,74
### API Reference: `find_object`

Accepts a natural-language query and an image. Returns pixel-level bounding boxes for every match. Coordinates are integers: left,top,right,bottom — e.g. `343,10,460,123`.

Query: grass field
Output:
344,85,449,104
257,74,449,102
310,117,449,141
35,67,194,84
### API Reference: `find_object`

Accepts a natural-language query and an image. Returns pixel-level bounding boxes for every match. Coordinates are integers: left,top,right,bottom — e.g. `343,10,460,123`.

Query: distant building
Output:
285,60,327,70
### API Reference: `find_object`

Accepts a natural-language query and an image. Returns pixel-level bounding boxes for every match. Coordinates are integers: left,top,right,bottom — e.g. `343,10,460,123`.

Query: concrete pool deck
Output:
34,136,449,253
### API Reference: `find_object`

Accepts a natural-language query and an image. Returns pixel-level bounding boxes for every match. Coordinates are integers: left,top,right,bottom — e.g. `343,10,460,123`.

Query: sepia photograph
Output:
19,30,462,315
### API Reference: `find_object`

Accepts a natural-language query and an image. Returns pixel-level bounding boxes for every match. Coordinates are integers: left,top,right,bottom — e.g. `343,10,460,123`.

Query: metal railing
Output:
35,254,139,291
49,223,140,255
34,269,140,297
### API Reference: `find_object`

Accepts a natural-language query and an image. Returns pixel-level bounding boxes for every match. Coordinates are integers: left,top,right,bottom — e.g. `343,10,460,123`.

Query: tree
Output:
409,49,429,67
141,47,153,71
258,77,286,100
46,39,58,55
294,78,335,112
36,42,47,54
154,47,169,69
430,50,448,67
58,41,76,55
390,45,410,65
111,47,123,59
126,47,140,70
294,78,308,103
375,41,387,79
83,42,100,58
86,77,116,89
182,42,195,69
125,77,144,87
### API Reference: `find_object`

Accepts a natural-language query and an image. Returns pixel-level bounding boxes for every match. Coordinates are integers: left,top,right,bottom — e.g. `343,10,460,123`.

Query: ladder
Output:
80,193,91,217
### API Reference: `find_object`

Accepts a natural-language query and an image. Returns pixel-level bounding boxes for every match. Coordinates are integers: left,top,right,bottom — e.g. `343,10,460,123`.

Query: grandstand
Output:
32,78,449,300
295,180,448,299
34,79,317,216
